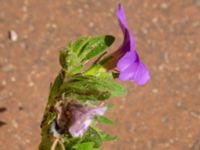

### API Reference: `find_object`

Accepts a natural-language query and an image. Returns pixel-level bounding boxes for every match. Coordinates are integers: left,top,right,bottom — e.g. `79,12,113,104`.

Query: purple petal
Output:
69,118,92,137
119,60,150,85
69,106,107,137
117,50,137,72
132,63,150,85
116,3,150,85
117,3,136,51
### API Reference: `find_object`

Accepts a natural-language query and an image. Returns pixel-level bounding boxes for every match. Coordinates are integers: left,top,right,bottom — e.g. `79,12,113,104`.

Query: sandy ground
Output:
0,0,200,150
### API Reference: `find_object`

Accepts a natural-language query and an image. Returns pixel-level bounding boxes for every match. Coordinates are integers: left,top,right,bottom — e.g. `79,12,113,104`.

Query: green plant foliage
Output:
73,142,95,150
80,35,115,62
59,35,114,76
84,64,113,79
49,71,64,99
82,127,102,148
60,75,126,102
40,34,126,150
95,116,114,125
98,131,117,142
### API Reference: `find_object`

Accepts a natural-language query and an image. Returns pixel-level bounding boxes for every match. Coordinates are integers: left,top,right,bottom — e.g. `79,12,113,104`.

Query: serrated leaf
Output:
80,35,115,62
95,116,114,125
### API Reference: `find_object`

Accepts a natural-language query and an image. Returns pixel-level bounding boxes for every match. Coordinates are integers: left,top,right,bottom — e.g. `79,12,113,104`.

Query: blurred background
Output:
0,0,200,150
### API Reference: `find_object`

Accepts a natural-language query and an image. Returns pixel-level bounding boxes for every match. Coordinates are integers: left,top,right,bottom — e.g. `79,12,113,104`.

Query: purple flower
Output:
68,103,107,137
116,4,150,85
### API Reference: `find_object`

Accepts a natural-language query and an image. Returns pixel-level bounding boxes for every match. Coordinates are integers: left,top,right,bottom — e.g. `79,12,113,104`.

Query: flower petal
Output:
116,3,150,85
117,50,138,72
69,118,92,137
130,63,150,85
117,4,136,51
69,106,107,137
119,60,150,85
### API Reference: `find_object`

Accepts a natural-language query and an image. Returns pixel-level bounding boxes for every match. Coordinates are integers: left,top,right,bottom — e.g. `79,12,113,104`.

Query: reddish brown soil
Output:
1,0,200,150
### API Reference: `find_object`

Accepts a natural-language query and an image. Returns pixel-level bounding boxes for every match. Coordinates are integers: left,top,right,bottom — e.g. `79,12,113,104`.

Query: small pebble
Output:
152,88,159,94
160,3,169,10
12,120,18,128
8,30,18,42
152,17,158,23
121,97,126,102
176,101,182,108
22,6,28,12
158,64,165,71
28,81,34,87
1,80,7,86
11,76,16,82
169,139,174,144
89,22,94,28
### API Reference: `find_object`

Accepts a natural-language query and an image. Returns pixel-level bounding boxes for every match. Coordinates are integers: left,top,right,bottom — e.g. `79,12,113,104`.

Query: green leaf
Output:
80,35,115,62
103,80,127,97
72,37,90,54
60,76,110,101
84,64,113,79
59,37,89,75
49,72,64,99
83,127,102,148
60,75,126,102
65,137,81,150
73,142,94,150
95,116,114,125
59,47,83,75
99,131,117,141
59,36,114,77
59,48,68,70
